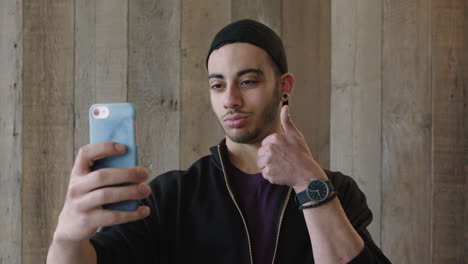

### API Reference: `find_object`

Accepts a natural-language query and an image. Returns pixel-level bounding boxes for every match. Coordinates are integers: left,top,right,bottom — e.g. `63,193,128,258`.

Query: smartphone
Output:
89,103,139,211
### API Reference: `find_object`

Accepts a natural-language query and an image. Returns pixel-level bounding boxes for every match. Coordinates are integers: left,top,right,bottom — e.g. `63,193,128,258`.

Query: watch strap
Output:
326,180,335,192
299,192,337,210
295,190,310,205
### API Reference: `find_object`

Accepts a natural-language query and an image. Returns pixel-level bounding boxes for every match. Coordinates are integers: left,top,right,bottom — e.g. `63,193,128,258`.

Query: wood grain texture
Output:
74,0,97,152
4,2,468,263
431,0,467,262
128,0,180,178
465,162,468,264
180,0,228,169
330,0,383,246
381,0,432,262
74,0,128,152
282,0,331,168
0,0,22,263
22,1,74,263
231,0,281,35
465,8,468,259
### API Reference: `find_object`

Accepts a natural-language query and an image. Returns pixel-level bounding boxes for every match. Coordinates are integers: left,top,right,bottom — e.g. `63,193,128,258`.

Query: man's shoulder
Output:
149,154,218,187
324,169,372,220
324,169,359,191
145,153,222,207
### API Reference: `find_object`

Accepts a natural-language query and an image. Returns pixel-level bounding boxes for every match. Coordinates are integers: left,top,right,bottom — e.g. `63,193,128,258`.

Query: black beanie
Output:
206,19,288,74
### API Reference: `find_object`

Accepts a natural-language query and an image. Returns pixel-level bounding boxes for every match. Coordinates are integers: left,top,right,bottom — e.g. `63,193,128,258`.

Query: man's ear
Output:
280,73,295,104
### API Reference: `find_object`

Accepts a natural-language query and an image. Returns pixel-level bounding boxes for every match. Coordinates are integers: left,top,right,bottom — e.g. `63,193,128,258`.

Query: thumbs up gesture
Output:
257,105,328,191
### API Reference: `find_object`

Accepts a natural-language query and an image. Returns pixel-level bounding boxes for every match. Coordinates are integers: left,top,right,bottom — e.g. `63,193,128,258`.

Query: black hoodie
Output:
90,140,391,263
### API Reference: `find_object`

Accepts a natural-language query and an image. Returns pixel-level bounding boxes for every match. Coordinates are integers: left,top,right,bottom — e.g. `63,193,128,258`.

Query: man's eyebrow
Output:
208,68,263,80
208,73,224,80
237,68,263,76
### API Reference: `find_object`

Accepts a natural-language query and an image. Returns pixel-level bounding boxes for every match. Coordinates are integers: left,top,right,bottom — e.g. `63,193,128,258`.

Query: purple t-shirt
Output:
227,163,286,264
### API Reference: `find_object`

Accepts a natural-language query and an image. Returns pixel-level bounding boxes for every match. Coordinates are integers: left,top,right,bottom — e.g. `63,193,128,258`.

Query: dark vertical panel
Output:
128,0,180,178
0,0,22,263
22,0,74,263
432,0,467,262
381,0,432,262
282,0,331,168
180,0,228,169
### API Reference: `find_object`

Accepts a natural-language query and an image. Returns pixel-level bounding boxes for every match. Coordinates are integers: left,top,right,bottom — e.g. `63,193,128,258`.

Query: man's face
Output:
207,42,282,144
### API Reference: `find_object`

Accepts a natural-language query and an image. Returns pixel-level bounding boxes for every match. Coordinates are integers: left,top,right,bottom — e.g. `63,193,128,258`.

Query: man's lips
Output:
223,114,249,128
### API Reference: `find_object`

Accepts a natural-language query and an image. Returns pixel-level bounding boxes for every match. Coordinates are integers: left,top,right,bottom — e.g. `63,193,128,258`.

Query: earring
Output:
282,93,289,100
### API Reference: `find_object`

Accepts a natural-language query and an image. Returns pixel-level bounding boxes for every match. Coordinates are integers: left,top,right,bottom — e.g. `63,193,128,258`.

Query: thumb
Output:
281,105,300,136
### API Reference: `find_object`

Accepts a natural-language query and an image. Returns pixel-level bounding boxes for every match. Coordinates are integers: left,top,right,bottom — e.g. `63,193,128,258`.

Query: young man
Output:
47,19,390,264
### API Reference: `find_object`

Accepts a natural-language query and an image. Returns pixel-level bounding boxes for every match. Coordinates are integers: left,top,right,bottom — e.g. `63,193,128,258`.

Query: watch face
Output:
307,180,329,202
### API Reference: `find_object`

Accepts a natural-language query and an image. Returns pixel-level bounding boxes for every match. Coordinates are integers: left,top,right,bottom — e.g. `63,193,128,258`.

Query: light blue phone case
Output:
89,103,139,211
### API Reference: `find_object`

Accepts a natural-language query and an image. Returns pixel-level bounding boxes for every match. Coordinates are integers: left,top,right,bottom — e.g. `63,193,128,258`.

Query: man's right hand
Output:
52,141,151,244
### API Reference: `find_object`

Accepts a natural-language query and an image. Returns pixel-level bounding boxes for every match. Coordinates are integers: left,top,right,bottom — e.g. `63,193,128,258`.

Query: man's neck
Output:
224,117,284,174
226,138,262,174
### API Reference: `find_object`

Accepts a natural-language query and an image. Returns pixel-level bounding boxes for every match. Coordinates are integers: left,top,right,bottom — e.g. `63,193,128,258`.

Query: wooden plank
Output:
231,0,281,35
74,0,97,151
464,5,468,263
95,0,128,101
431,0,466,262
381,0,432,262
0,0,22,263
127,0,180,178
330,0,383,246
282,0,331,168
180,0,229,169
75,0,128,152
22,1,74,263
465,164,468,264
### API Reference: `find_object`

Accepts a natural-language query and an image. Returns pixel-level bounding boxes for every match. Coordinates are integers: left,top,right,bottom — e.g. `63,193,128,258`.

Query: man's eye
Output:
210,84,222,89
241,80,258,86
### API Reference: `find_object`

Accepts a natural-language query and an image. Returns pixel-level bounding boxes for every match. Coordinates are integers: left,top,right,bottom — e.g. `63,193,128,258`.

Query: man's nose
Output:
223,83,243,109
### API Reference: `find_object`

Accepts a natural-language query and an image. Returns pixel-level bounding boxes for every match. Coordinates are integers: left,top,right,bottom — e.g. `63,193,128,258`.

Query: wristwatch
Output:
295,179,336,209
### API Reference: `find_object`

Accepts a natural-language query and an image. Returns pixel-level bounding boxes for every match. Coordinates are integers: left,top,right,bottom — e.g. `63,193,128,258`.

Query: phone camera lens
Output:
93,108,100,117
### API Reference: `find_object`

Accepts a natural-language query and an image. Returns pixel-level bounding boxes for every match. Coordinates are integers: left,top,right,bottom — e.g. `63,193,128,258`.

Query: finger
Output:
257,155,266,170
280,105,300,136
261,165,272,179
257,146,267,158
257,146,267,169
73,142,127,176
71,167,149,196
91,205,151,227
81,183,151,209
261,133,280,146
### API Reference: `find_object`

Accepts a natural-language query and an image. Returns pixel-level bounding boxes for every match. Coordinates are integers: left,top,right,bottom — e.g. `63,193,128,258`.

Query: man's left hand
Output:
257,105,327,192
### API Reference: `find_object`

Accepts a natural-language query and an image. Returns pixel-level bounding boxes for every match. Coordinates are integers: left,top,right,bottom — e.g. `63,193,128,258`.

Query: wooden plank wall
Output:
0,1,22,264
330,0,382,246
74,0,129,152
283,0,331,169
331,0,467,263
22,1,75,263
465,4,468,257
128,0,180,177
1,0,467,263
381,1,433,263
431,0,467,263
